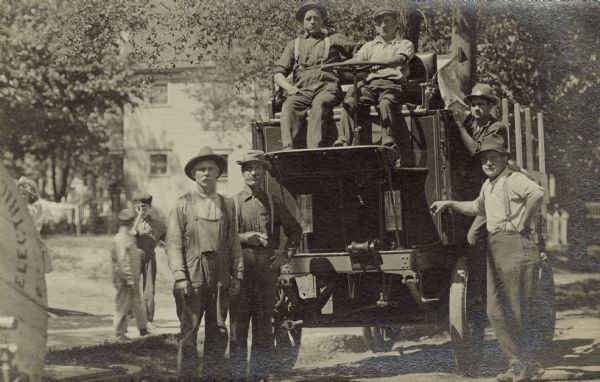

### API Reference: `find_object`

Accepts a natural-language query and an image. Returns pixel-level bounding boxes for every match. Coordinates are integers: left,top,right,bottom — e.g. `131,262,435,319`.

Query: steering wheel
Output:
321,61,389,73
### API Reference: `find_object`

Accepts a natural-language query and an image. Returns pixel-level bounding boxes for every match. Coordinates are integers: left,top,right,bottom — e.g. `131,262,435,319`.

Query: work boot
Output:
333,139,349,147
516,361,545,382
116,334,131,342
496,363,519,382
139,328,150,336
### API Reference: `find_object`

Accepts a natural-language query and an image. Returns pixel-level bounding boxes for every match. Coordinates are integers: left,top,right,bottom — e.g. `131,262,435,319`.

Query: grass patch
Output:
45,334,179,380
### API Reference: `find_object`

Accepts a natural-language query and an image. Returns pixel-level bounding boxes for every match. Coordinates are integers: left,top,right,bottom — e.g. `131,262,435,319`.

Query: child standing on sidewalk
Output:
111,209,148,341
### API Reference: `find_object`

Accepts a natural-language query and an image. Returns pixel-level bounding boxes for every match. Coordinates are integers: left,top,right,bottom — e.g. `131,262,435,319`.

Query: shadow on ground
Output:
45,335,179,381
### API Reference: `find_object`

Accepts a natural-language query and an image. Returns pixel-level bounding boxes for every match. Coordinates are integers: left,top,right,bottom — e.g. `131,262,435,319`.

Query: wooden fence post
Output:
559,210,569,246
514,103,523,167
524,108,534,172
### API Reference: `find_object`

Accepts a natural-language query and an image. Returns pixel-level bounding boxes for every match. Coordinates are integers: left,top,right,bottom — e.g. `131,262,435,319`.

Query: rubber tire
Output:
362,326,401,352
449,256,485,373
272,283,302,375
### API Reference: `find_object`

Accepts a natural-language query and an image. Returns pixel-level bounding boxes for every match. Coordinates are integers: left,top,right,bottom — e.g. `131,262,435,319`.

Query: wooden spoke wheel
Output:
272,282,302,375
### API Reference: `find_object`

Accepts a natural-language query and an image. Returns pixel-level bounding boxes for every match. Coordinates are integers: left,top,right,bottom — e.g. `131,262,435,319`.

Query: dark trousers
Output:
467,215,488,305
487,231,542,366
338,79,408,146
230,250,279,380
280,82,342,149
141,251,157,322
174,286,228,381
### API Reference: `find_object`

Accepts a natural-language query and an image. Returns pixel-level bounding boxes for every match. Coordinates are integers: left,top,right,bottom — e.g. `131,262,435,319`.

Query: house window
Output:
144,83,168,105
215,150,231,180
149,153,168,176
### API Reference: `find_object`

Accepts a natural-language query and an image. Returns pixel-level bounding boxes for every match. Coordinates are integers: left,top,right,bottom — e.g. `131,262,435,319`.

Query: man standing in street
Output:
229,150,302,381
430,134,546,381
336,8,415,155
274,2,356,149
166,146,244,381
131,192,166,327
111,208,148,341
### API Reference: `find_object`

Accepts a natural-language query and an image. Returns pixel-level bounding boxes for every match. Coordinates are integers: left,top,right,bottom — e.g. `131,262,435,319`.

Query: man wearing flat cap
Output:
430,134,546,381
274,2,356,149
336,8,415,152
165,146,244,380
131,192,166,325
229,150,302,380
111,208,148,341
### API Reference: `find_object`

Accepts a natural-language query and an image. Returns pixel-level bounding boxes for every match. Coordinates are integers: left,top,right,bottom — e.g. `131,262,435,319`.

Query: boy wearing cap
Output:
430,134,546,382
131,192,166,325
111,209,148,341
166,146,243,380
336,9,415,151
229,150,302,380
274,3,356,149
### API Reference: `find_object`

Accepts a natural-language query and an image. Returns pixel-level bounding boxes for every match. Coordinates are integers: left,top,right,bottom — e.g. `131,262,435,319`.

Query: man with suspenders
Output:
273,3,356,149
229,150,302,380
430,134,546,382
165,146,244,381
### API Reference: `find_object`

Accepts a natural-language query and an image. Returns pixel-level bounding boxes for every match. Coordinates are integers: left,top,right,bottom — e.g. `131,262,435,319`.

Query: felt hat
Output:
475,133,509,157
373,8,398,21
464,83,500,105
236,150,270,169
184,147,227,180
296,2,327,22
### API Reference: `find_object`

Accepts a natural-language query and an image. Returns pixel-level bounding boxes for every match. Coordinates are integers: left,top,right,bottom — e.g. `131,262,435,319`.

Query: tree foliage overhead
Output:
0,0,152,200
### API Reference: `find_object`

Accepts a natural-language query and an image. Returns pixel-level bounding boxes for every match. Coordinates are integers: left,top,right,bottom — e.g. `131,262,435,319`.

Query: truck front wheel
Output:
449,256,486,373
272,282,303,375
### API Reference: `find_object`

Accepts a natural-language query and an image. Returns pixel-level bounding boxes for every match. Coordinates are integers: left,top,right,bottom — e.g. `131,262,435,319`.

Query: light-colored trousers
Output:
114,279,147,336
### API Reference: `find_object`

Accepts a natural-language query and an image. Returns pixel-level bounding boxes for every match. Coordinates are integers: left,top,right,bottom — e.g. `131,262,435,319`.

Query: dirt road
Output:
45,236,600,380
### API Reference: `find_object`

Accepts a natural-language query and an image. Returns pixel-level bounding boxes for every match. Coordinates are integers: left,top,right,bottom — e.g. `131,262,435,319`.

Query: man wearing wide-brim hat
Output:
430,134,547,381
274,2,357,149
165,146,243,380
456,83,510,262
229,149,302,380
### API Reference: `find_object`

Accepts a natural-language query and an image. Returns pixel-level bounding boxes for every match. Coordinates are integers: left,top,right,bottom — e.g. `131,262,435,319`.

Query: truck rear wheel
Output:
362,326,401,352
449,256,485,373
272,282,302,375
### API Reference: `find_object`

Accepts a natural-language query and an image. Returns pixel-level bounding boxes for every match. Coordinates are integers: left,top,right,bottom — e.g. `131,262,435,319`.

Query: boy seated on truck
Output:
273,3,356,150
335,8,415,154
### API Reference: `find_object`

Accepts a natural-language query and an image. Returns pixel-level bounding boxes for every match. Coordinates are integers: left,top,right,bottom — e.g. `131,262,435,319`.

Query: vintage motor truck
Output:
251,54,555,373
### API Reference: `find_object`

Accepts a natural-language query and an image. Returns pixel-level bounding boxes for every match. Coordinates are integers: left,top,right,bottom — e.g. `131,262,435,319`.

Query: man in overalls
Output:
336,8,415,154
430,134,546,381
229,150,302,380
274,2,356,149
166,146,244,381
131,192,166,326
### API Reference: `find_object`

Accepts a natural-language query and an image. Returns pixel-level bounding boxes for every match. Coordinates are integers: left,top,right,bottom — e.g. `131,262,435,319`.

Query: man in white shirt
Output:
430,134,546,382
